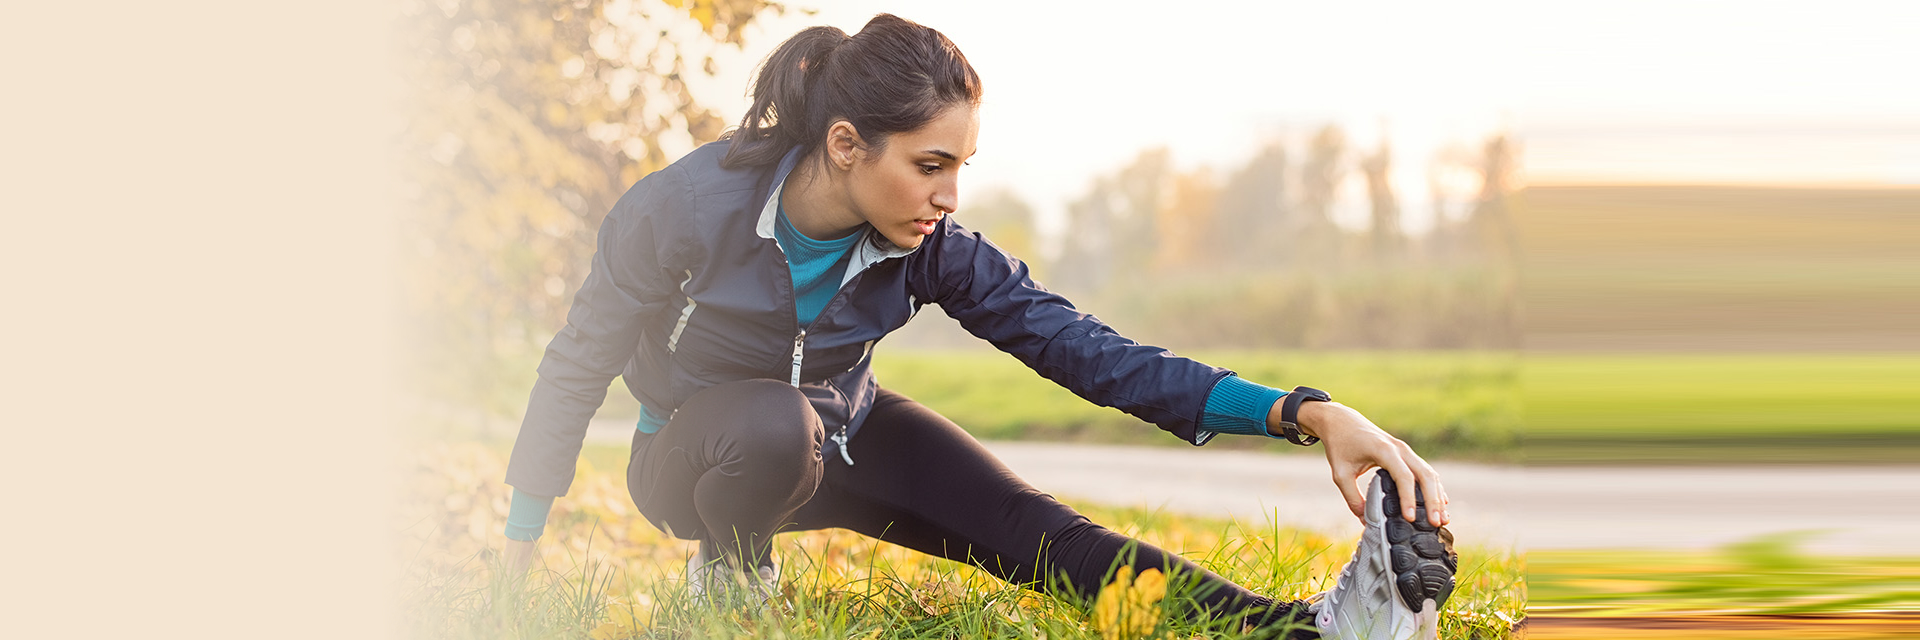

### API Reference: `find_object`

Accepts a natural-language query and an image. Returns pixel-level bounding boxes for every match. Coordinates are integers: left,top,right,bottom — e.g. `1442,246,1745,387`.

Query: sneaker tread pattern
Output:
1374,470,1457,614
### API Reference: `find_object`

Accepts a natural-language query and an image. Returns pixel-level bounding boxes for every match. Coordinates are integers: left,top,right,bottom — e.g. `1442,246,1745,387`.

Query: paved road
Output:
585,421,1918,554
979,441,1918,555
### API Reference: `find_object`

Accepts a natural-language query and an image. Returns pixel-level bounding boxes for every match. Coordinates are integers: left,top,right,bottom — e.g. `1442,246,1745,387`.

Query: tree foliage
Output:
396,0,780,412
1038,127,1521,350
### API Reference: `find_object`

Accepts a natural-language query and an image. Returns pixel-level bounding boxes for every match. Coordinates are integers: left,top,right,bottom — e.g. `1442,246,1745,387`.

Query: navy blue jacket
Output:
505,141,1233,498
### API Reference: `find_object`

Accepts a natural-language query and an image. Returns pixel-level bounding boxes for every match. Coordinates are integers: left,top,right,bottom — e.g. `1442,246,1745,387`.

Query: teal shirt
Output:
772,204,863,327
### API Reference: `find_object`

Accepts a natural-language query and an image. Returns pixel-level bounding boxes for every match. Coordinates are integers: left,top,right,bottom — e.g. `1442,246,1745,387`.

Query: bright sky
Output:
668,0,1920,238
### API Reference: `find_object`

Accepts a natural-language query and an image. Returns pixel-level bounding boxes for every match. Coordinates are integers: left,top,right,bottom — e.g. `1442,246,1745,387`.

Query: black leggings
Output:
625,378,1303,627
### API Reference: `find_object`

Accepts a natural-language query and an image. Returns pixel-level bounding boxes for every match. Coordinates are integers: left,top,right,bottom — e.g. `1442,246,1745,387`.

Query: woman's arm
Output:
910,221,1228,444
501,166,686,548
913,220,1448,527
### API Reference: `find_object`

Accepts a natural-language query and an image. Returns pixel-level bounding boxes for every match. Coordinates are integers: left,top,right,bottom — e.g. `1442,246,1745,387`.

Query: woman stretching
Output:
501,14,1456,639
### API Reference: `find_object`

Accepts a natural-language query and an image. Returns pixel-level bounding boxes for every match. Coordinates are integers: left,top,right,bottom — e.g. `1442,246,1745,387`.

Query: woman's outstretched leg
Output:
626,378,825,571
785,388,1311,633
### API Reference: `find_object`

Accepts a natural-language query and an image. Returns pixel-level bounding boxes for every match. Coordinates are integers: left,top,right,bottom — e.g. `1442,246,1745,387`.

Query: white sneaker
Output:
685,539,781,605
1310,470,1456,640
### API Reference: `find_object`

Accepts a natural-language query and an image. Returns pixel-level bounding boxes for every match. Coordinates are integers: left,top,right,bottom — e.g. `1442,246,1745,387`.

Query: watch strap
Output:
1277,385,1332,446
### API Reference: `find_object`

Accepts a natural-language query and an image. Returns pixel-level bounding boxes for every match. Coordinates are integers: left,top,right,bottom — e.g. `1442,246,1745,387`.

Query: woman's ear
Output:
825,120,865,171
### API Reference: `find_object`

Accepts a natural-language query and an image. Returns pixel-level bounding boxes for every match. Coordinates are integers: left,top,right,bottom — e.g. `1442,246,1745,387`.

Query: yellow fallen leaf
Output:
586,622,630,640
913,579,965,616
1091,567,1170,640
587,600,650,640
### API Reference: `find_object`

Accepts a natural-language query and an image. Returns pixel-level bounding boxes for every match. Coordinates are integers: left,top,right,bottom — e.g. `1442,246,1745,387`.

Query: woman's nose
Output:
932,183,958,214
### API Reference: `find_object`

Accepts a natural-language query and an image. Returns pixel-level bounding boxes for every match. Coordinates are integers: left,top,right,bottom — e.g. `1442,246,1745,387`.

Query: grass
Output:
398,440,1525,639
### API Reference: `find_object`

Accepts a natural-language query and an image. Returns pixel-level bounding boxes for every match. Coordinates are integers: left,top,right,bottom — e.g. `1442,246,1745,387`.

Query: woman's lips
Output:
912,219,938,235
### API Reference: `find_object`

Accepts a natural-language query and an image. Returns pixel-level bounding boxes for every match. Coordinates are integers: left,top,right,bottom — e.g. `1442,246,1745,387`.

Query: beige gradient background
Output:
3,2,399,638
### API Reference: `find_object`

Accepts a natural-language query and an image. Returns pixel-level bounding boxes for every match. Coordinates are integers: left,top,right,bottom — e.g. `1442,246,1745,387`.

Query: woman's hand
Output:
1270,400,1450,528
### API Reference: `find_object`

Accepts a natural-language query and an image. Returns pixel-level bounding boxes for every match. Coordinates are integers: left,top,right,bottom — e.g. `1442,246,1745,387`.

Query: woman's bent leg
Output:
786,388,1306,630
626,378,825,570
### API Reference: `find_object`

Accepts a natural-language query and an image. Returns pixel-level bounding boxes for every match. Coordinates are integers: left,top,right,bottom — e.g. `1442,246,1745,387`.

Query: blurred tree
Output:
1294,124,1348,268
1470,134,1520,264
396,0,781,415
1109,147,1173,275
1154,167,1219,270
955,187,1039,272
1051,147,1170,294
1209,141,1290,267
1359,138,1403,261
1050,178,1114,294
1037,127,1521,351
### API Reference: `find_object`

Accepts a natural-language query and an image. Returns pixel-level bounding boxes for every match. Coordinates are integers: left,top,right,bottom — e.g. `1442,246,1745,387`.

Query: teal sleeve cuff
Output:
637,404,670,434
504,487,555,541
1197,375,1289,440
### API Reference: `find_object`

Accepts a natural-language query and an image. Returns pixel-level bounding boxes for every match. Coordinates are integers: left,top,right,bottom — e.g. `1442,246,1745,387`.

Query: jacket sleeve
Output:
909,221,1232,445
505,166,685,497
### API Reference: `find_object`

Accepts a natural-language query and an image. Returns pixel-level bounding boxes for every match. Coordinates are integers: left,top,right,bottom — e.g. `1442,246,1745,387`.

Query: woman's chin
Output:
888,232,927,250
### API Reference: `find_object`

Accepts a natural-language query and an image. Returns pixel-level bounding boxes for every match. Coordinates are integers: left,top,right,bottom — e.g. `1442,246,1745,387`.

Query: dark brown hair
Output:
720,14,983,169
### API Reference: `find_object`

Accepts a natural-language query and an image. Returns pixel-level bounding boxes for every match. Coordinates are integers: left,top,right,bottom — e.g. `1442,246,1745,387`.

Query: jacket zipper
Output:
829,425,855,466
823,375,857,466
788,329,806,387
777,226,900,467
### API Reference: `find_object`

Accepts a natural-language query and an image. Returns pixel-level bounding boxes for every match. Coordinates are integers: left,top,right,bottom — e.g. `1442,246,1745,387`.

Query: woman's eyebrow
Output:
924,149,979,162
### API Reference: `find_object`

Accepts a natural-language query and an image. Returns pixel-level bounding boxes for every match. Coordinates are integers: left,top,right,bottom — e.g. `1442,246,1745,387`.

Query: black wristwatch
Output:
1273,385,1332,446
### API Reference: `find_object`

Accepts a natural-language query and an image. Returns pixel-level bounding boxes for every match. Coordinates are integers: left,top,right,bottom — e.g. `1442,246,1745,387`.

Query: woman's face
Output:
846,104,979,250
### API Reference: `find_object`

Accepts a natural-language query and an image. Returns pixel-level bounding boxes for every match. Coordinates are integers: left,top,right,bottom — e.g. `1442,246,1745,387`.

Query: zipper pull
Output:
789,330,806,387
830,426,854,466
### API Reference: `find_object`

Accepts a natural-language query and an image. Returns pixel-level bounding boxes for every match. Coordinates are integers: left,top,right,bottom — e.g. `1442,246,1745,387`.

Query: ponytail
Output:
721,26,848,168
721,14,982,169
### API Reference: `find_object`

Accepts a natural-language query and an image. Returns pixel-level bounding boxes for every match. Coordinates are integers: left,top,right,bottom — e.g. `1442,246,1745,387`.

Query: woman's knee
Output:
683,378,825,465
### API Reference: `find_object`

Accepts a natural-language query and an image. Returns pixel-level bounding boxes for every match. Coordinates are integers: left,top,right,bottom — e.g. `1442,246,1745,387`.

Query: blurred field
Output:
399,440,1523,639
1518,185,1920,352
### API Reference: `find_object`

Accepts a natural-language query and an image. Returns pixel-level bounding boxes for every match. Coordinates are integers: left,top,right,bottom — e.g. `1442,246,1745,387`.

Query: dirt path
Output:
584,421,1917,554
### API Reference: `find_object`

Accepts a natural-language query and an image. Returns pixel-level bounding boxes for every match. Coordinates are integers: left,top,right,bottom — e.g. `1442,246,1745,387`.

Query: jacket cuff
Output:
1197,375,1289,439
504,487,555,541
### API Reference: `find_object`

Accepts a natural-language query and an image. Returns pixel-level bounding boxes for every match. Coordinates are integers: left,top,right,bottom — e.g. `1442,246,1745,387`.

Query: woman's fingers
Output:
1415,463,1449,527
1401,444,1450,527
1332,464,1367,519
1382,457,1422,523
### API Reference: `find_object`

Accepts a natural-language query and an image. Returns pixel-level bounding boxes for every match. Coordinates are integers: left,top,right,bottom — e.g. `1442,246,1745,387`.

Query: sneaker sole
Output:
1372,469,1457,637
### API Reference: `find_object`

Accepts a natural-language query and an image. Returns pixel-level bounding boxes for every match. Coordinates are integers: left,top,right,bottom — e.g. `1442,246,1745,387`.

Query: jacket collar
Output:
753,145,805,241
756,145,919,284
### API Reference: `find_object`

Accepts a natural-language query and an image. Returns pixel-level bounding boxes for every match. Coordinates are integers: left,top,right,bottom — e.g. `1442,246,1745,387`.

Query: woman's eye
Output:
919,164,940,175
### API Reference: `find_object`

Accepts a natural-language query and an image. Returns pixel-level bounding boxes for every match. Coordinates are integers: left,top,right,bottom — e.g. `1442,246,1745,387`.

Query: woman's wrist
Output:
1297,400,1338,439
1268,398,1342,439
